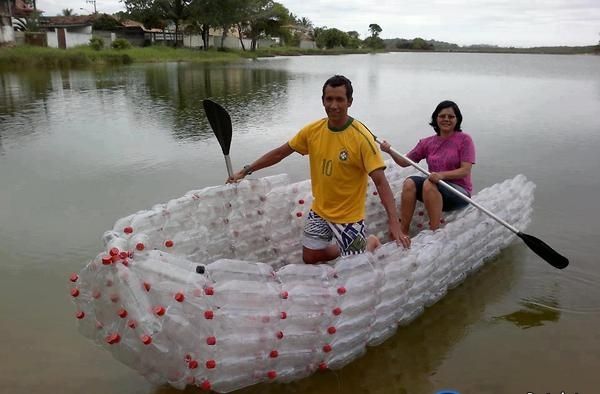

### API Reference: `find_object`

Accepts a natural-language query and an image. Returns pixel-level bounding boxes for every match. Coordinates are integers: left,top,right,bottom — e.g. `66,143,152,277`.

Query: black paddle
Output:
203,99,233,177
376,137,569,270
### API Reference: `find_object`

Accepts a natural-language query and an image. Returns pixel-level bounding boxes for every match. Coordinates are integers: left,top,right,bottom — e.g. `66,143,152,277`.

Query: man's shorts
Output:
302,210,367,256
408,175,469,212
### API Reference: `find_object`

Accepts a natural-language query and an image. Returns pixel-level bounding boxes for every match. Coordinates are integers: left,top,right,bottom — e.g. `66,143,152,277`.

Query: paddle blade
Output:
517,232,569,269
203,99,232,155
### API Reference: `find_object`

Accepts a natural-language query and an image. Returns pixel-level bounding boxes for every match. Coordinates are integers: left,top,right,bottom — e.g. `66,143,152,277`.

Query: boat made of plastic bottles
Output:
69,162,535,392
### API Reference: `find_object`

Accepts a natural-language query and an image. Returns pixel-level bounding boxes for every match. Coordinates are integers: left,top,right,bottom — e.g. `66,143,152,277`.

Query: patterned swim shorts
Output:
302,210,367,256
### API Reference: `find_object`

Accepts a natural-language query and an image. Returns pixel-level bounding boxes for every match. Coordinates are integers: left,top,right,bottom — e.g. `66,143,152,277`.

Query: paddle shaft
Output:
375,137,520,234
224,155,233,178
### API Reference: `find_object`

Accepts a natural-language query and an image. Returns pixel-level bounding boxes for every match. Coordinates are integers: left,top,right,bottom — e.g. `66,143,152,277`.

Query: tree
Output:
368,23,382,38
411,37,433,50
243,0,291,51
315,28,349,49
157,0,192,47
61,8,74,16
346,30,361,48
122,0,165,30
363,36,384,49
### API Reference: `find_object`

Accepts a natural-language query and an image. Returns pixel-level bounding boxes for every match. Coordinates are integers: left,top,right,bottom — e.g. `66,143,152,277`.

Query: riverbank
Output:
0,45,375,70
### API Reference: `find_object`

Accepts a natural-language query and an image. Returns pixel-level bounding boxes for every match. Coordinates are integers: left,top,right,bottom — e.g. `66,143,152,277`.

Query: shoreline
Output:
0,45,597,70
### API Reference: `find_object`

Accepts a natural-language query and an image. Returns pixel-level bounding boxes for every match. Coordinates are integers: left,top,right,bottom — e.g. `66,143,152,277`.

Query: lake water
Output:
1,52,599,394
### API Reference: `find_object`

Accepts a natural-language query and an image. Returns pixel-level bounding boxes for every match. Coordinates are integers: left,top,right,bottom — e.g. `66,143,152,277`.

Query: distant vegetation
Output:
383,38,599,55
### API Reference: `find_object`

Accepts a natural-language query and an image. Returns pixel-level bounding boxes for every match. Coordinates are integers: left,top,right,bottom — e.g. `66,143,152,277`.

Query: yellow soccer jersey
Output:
288,117,385,223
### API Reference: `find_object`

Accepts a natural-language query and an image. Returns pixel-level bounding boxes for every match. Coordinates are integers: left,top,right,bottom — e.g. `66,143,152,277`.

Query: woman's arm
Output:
429,162,473,183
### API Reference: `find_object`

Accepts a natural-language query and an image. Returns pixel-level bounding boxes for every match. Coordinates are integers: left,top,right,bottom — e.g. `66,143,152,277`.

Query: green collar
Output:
329,116,354,132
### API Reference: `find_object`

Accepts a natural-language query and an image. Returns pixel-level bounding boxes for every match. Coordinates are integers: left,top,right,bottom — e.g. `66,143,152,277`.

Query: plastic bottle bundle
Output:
367,244,416,345
274,263,337,381
263,179,312,269
185,259,283,393
69,170,535,393
324,254,382,370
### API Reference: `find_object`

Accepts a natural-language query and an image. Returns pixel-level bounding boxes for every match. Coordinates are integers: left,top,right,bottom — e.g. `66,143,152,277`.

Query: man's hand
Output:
389,218,410,249
226,170,246,184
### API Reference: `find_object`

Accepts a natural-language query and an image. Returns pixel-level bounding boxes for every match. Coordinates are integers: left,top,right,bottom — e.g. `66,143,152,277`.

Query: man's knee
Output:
302,245,338,264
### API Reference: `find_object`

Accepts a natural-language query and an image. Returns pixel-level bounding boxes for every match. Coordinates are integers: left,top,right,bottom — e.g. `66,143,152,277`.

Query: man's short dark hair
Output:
322,75,353,101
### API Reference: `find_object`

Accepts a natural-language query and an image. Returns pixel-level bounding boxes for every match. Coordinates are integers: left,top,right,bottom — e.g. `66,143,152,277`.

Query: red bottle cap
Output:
143,282,151,292
102,255,112,265
327,326,337,334
136,243,145,251
200,381,211,391
280,291,288,299
153,305,165,316
141,335,152,345
323,344,332,353
69,273,79,282
76,311,85,319
280,311,287,319
106,333,121,344
204,287,214,296
332,307,342,316
70,288,80,297
205,360,216,369
117,309,128,318
204,310,214,320
318,362,328,371
337,287,346,295
165,240,174,248
206,336,216,346
109,247,119,256
188,360,199,369
298,199,305,204
124,226,133,234
296,212,303,217
276,331,284,339
128,320,137,329
119,251,128,259
269,350,278,358
267,370,277,379
174,292,185,302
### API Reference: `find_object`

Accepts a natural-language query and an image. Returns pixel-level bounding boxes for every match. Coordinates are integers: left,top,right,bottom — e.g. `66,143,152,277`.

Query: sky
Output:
37,0,600,47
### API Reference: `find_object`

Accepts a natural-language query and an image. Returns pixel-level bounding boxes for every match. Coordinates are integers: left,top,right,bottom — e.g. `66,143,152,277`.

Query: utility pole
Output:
86,0,97,14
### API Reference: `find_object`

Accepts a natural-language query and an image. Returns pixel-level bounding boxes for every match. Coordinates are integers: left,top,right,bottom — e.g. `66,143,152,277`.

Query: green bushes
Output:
111,39,132,50
89,37,104,51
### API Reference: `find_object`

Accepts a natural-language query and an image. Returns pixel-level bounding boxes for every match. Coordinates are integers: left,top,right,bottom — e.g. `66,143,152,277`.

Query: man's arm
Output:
369,168,410,248
227,142,295,183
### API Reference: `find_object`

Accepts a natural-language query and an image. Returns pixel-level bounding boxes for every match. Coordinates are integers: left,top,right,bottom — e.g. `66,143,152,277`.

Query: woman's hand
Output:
428,172,444,183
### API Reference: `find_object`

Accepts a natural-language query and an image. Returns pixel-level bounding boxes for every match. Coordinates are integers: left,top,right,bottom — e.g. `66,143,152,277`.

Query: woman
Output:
380,100,475,238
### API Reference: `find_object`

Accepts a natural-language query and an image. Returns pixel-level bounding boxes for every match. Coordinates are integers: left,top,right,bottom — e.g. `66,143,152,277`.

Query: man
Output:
228,75,409,264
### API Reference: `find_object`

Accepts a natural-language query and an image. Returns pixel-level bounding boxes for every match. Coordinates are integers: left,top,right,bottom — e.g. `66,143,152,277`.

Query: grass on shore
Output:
0,44,380,70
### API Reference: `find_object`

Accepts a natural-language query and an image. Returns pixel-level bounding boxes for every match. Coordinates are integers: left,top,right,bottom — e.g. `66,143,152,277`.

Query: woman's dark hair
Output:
429,100,463,135
322,75,353,101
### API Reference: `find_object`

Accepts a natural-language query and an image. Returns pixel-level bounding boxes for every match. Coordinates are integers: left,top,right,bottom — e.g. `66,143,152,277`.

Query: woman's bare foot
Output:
367,234,382,252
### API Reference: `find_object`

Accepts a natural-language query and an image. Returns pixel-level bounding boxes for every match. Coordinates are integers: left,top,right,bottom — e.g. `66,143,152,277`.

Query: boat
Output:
68,162,535,392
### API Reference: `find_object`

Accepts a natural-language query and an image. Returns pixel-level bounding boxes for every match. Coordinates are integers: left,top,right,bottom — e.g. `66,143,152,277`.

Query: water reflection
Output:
0,63,292,149
142,63,290,141
495,298,561,329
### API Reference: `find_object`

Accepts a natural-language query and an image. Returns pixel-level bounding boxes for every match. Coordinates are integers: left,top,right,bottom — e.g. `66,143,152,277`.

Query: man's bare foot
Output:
367,234,382,252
